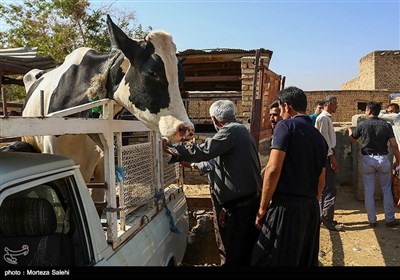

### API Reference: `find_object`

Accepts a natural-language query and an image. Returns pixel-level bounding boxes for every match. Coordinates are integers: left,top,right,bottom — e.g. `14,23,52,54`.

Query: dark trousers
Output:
320,158,336,225
251,195,320,266
211,193,260,266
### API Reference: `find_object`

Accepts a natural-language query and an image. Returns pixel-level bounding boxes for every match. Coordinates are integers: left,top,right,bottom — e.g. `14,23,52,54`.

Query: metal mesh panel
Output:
162,154,180,189
120,143,155,214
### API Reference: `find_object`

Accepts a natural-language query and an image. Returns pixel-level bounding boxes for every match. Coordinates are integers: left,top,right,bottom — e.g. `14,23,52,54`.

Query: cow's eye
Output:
148,70,158,78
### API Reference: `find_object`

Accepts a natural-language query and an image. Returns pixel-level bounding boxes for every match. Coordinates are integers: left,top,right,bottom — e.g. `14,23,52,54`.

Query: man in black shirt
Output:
348,101,400,228
251,86,328,266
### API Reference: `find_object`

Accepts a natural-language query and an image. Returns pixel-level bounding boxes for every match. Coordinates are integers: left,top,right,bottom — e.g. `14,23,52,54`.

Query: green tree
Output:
0,0,152,62
0,0,152,101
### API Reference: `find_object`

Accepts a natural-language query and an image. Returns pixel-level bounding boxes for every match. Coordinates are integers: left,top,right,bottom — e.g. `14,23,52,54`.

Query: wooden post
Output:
1,84,8,118
250,49,266,151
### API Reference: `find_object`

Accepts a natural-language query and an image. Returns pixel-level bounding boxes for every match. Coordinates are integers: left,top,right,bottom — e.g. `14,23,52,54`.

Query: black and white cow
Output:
22,15,194,195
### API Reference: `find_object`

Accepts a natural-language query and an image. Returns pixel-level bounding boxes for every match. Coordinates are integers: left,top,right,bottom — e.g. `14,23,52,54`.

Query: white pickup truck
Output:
0,100,189,266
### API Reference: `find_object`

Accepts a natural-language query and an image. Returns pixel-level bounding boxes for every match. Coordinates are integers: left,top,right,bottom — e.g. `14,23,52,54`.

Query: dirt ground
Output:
182,184,400,266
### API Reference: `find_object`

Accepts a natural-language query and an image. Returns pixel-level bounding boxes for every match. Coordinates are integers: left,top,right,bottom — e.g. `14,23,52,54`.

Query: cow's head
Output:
106,15,194,143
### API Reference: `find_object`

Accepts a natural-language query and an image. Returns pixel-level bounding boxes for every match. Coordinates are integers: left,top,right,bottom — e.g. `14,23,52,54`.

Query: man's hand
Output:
329,155,339,173
180,161,192,169
255,208,266,230
347,126,353,135
162,138,178,156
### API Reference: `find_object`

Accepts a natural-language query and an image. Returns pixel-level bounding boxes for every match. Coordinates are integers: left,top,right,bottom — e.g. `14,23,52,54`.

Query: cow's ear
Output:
107,14,139,53
178,57,187,64
177,57,186,87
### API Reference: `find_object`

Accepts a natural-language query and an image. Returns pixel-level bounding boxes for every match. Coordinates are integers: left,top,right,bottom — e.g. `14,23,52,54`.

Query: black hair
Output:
277,86,307,112
366,101,381,116
269,100,279,109
387,103,399,112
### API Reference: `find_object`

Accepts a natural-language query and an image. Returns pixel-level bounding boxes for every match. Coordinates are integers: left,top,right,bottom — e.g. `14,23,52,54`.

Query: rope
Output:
115,166,124,183
88,96,101,114
154,189,180,233
86,49,122,113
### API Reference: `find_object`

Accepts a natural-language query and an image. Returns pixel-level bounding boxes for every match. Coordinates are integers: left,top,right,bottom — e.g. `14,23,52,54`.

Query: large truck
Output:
0,99,189,266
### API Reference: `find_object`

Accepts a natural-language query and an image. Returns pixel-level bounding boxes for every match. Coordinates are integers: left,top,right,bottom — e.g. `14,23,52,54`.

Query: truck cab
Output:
0,151,188,266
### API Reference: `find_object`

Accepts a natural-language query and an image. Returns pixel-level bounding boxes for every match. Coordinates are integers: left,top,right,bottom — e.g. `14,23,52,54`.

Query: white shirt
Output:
378,111,400,147
315,110,336,156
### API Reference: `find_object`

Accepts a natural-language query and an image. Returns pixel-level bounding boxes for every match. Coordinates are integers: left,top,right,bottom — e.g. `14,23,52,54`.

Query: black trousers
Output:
320,158,337,226
211,193,260,266
251,195,320,266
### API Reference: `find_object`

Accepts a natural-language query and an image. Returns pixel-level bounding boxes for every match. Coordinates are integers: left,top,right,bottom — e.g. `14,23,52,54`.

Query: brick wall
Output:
306,90,391,122
375,51,400,91
240,56,271,120
342,50,400,92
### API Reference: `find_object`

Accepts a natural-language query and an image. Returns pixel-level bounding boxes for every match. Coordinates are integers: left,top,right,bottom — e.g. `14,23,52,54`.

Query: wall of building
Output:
305,90,391,122
375,51,400,92
342,50,400,92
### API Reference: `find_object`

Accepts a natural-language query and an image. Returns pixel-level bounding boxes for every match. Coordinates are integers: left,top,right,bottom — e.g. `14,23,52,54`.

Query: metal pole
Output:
40,90,44,117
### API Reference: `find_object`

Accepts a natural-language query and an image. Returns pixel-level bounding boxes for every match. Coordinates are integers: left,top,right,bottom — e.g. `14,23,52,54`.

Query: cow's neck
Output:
86,50,123,102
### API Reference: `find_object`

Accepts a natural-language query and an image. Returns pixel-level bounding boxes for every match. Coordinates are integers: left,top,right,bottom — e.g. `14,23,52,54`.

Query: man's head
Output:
269,100,283,129
323,95,338,114
277,86,307,119
366,101,381,117
209,100,236,131
386,103,399,114
314,101,324,115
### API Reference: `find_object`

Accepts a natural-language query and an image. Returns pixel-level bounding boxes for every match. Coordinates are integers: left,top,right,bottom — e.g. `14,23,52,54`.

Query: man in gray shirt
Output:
163,100,262,266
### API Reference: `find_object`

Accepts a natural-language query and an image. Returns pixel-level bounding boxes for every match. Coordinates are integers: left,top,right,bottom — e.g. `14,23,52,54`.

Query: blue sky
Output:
1,1,398,90
90,0,399,91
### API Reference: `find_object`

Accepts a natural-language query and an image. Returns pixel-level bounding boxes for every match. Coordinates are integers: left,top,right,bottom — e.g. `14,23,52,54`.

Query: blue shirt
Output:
272,115,328,198
309,113,317,126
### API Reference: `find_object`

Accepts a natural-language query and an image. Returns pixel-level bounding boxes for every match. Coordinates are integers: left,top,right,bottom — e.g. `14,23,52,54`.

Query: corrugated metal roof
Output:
177,48,273,57
0,47,57,75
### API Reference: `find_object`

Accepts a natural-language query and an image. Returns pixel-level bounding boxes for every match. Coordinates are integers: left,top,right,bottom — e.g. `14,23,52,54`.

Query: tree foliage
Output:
0,0,152,62
0,0,152,101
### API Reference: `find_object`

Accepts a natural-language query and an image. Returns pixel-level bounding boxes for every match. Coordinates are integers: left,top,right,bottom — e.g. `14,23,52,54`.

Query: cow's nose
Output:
187,127,195,137
178,123,195,141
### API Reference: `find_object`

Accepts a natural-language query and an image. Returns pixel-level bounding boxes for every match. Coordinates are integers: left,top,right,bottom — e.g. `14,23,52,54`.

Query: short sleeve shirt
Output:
351,117,395,155
272,115,328,198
